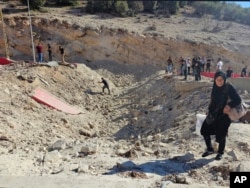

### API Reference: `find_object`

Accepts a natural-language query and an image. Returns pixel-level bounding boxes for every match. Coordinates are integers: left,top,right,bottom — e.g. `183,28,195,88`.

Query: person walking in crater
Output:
99,77,110,95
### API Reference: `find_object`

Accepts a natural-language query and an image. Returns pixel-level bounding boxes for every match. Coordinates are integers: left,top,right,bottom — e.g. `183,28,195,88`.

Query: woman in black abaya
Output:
200,71,241,160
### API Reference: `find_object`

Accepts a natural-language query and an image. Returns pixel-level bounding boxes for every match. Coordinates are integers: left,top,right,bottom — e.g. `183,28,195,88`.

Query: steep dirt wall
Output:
0,16,249,73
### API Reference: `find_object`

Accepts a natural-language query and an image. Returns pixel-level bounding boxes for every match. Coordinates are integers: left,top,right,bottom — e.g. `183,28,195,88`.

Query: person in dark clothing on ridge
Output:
241,65,248,77
47,44,52,61
206,59,211,72
226,67,233,78
194,62,201,81
166,56,174,73
200,71,241,160
99,77,110,94
182,59,188,80
59,45,65,63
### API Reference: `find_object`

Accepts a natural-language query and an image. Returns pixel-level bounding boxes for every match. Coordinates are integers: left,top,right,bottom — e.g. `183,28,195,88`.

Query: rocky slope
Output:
1,2,250,73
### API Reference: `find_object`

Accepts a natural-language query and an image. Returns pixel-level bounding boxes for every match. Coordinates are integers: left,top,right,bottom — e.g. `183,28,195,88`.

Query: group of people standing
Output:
166,56,249,80
166,55,212,81
226,65,248,78
36,42,111,95
35,42,65,64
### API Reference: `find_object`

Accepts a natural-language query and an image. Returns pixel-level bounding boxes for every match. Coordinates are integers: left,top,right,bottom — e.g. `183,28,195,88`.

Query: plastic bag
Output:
227,102,248,121
195,114,206,135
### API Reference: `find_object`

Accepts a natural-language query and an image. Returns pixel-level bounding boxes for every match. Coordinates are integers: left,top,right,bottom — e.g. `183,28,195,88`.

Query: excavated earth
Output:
0,2,250,188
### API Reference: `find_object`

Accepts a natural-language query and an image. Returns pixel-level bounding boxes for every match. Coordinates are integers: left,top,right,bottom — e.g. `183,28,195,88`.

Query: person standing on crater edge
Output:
206,58,211,72
47,43,52,61
59,45,65,63
216,58,223,72
241,65,248,77
166,56,174,74
36,42,43,63
226,67,233,78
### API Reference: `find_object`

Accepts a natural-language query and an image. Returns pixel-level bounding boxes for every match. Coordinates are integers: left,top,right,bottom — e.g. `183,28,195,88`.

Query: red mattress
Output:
0,57,11,65
32,87,82,115
201,72,246,78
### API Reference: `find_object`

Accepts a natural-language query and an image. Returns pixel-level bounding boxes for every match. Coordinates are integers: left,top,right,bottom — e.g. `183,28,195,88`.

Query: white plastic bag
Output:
195,114,206,135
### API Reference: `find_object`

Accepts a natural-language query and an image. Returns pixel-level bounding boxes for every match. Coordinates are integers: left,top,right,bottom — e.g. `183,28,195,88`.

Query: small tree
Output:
179,1,187,8
55,0,78,6
20,0,46,10
114,1,128,16
86,0,113,14
142,0,157,13
127,0,143,14
166,1,179,15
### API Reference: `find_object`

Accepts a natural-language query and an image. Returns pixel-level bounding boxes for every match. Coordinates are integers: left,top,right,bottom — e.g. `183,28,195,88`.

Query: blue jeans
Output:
167,65,173,73
37,53,43,63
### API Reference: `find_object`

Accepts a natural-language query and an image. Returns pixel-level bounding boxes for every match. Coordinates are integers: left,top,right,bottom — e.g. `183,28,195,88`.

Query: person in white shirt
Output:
216,58,223,72
187,58,191,75
201,56,206,72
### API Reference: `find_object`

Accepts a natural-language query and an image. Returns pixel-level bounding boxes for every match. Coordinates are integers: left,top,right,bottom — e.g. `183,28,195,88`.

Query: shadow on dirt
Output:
84,89,102,95
104,156,214,176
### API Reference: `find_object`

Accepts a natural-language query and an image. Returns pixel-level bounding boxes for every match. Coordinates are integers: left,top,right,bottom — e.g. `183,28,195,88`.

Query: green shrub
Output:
20,0,46,10
115,1,128,16
55,0,78,6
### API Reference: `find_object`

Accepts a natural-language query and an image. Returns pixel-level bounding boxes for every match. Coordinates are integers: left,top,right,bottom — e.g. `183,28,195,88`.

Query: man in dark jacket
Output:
99,77,110,94
241,65,248,77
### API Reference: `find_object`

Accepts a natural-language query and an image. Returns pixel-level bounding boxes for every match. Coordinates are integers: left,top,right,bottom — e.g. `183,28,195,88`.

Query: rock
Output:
161,181,173,188
45,150,62,163
51,167,64,174
80,143,98,155
175,175,187,184
227,150,239,161
77,163,89,173
0,147,8,154
48,140,67,151
116,149,127,155
236,161,250,172
79,129,93,137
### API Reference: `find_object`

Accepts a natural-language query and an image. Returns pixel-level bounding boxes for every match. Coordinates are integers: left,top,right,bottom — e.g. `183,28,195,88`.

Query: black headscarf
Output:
214,71,227,81
209,71,228,117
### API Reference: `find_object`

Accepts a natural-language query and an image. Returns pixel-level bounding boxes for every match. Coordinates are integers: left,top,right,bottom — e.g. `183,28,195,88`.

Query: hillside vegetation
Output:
15,0,250,26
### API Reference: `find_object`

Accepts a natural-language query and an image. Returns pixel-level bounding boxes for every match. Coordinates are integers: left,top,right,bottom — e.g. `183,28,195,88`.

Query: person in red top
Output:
36,42,43,63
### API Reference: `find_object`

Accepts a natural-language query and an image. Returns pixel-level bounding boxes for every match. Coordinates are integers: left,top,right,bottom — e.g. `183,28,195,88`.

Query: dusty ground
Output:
0,1,250,188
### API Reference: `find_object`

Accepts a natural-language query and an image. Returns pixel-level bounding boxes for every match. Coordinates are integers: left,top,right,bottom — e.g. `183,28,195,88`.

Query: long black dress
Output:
201,82,241,139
